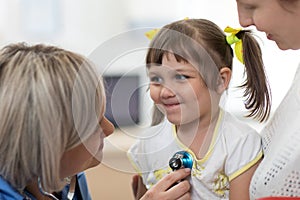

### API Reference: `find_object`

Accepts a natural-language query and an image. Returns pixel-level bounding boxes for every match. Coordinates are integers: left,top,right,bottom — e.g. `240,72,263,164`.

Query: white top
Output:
250,65,300,199
128,110,262,200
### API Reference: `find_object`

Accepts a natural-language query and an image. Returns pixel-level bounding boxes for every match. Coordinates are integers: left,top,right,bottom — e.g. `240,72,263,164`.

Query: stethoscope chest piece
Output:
169,151,193,171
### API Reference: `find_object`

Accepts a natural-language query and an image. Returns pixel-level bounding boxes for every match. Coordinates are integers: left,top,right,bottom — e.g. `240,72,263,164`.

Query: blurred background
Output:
1,0,300,199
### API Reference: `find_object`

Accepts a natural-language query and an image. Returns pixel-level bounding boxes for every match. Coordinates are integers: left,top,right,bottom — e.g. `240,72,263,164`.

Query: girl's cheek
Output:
150,89,160,103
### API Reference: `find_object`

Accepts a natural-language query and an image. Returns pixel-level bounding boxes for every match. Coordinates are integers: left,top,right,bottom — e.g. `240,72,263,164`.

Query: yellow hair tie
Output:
224,26,244,64
145,17,189,40
145,28,160,40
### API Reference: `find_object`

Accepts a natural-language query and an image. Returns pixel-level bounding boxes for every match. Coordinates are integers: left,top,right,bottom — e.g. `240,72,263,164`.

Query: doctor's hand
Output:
138,168,191,200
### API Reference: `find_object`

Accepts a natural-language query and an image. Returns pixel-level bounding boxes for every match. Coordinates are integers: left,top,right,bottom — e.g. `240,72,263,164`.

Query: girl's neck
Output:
176,109,220,159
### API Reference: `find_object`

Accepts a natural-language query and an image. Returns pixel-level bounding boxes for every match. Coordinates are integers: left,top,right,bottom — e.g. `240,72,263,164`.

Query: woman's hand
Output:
137,168,191,200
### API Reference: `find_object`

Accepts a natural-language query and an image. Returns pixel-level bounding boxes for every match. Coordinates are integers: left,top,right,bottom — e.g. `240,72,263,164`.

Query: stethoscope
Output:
37,177,59,200
38,177,74,200
169,150,193,171
36,151,193,199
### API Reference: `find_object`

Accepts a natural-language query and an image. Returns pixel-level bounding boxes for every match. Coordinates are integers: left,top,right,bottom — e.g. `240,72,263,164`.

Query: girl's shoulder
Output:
129,120,175,151
219,110,260,139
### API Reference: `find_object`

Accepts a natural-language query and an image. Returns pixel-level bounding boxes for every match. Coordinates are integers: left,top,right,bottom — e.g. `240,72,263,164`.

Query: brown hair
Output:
146,18,271,125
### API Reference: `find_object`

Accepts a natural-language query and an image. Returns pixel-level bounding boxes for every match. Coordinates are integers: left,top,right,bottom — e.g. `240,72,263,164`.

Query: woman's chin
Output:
90,159,101,168
86,152,103,169
93,152,103,164
85,157,102,170
275,41,298,50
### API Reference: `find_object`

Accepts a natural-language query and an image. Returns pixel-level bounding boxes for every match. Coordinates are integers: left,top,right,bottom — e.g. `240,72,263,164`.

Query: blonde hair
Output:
0,43,105,192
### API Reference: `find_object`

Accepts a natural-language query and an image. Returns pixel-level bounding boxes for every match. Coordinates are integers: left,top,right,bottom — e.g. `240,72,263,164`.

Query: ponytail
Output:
236,30,271,122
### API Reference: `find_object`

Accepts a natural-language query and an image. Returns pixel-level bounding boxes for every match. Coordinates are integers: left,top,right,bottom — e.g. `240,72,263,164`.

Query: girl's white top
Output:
250,65,300,199
128,110,262,200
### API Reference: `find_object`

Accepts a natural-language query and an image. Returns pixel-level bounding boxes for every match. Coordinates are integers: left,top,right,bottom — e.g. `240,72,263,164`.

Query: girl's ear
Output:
217,67,232,94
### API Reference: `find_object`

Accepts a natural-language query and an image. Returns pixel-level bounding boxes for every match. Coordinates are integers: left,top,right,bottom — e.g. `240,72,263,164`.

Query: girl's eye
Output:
150,76,163,84
175,74,189,80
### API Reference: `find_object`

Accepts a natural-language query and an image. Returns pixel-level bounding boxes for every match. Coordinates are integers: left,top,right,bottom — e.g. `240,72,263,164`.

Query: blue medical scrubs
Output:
0,172,92,200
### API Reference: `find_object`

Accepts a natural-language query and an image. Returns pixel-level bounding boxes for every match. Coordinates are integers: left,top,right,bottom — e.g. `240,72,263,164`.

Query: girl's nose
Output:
161,85,175,98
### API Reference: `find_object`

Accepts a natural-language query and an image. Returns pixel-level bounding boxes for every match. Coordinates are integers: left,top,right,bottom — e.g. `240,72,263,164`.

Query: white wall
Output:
0,0,299,130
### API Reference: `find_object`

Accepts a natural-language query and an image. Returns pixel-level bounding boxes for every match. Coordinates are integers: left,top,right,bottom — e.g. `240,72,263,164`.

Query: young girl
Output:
128,18,271,200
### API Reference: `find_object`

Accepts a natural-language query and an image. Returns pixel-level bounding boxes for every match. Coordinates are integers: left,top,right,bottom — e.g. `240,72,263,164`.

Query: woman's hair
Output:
0,43,105,192
146,18,271,125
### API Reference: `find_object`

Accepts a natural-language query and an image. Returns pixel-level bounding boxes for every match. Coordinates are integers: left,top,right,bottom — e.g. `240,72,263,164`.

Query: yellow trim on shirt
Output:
127,152,143,176
201,110,223,163
228,151,263,181
171,109,224,164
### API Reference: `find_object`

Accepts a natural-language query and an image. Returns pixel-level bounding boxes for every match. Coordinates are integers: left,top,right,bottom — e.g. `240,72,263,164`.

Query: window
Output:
104,75,140,127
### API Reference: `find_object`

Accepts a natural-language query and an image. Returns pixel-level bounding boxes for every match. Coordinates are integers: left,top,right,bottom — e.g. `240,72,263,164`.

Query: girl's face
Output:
236,0,300,50
149,53,217,125
59,116,114,178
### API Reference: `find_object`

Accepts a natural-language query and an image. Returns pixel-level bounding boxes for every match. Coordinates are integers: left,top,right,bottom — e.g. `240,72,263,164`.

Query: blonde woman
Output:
0,43,114,199
0,43,191,200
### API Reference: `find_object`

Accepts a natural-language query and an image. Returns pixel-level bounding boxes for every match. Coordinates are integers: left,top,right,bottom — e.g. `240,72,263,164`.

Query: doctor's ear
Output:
216,67,231,94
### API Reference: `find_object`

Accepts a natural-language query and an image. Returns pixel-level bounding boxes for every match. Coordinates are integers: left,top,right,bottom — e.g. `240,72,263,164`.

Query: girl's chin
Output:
166,116,182,125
